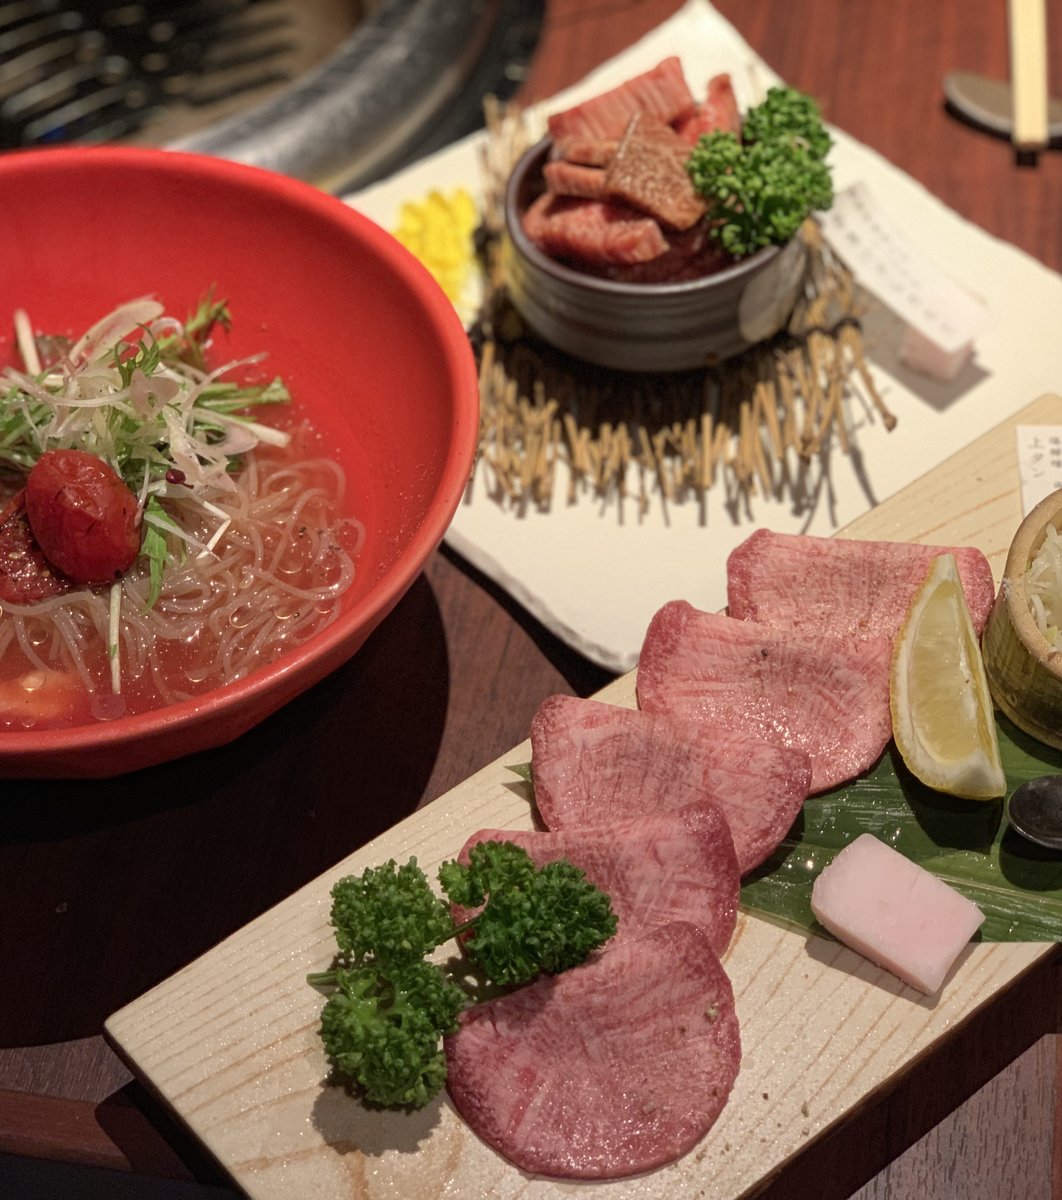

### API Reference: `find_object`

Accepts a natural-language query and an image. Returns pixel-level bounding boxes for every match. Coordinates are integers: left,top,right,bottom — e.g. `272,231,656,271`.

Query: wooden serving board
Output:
106,394,1062,1200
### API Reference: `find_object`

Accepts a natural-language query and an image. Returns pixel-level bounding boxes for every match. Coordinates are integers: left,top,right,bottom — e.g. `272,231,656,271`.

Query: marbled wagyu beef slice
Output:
547,56,696,142
521,192,669,267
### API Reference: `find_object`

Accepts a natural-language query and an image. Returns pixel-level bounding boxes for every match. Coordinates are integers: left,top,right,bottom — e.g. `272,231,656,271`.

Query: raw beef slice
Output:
541,159,608,200
522,192,669,266
550,134,619,167
546,56,696,142
636,601,892,793
529,694,811,873
445,921,740,1179
596,222,731,284
457,800,740,955
604,112,707,231
675,73,743,143
726,529,996,640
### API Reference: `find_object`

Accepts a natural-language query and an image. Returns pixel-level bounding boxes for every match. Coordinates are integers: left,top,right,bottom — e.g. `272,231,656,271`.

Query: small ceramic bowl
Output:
983,488,1062,749
502,138,807,373
0,145,479,778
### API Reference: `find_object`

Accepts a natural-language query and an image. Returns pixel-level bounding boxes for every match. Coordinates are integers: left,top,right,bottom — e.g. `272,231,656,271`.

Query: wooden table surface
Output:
3,0,1062,1196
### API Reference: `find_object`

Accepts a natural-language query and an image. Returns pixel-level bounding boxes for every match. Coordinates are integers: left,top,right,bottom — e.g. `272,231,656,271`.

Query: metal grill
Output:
0,0,358,148
0,0,542,191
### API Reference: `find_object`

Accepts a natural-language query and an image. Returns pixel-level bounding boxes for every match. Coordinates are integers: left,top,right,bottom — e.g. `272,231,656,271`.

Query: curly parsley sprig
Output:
687,85,834,258
308,843,617,1108
441,840,618,986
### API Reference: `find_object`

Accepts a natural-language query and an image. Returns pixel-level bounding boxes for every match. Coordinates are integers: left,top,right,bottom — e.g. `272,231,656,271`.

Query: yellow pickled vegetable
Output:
392,188,478,305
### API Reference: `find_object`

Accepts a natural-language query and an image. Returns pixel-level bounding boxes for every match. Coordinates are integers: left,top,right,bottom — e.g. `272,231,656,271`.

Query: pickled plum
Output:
25,449,141,584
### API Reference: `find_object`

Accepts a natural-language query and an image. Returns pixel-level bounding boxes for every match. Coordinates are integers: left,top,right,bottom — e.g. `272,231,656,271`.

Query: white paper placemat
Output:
347,0,1062,672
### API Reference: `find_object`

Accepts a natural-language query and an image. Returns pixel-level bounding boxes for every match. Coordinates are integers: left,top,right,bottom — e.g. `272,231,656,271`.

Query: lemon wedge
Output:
890,553,1006,799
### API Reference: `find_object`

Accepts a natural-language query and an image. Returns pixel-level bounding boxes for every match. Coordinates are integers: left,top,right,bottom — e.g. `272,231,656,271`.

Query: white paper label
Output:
818,182,990,354
1017,425,1062,514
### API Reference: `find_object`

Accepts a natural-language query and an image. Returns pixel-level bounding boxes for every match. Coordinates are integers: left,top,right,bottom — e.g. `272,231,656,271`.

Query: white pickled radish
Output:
810,833,985,995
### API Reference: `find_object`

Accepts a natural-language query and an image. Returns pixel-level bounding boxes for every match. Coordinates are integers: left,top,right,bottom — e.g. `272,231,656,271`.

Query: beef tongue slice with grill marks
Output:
456,800,741,955
637,601,892,793
605,111,707,231
726,529,996,640
445,921,740,1180
529,693,811,873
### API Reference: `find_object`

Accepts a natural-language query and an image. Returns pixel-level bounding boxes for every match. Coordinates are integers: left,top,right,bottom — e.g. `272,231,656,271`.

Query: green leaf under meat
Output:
740,713,1062,942
514,713,1062,944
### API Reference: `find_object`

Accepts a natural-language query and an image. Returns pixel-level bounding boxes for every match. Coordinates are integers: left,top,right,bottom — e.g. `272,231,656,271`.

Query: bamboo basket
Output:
983,486,1062,748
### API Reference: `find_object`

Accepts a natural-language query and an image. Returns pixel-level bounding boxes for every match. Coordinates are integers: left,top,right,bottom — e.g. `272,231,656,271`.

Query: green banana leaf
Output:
513,715,1062,943
741,715,1062,942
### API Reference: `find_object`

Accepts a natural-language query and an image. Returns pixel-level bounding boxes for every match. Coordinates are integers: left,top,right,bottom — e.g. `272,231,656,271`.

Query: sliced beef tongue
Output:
605,111,707,231
546,55,696,142
521,192,669,267
445,921,740,1180
637,601,893,794
726,529,997,640
529,693,811,873
456,800,741,955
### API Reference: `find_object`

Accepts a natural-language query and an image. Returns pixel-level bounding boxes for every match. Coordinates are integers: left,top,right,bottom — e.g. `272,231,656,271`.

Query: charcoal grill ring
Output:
169,0,501,192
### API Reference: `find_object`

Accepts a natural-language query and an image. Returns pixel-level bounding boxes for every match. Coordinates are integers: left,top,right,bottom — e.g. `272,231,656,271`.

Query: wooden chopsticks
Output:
1008,0,1049,151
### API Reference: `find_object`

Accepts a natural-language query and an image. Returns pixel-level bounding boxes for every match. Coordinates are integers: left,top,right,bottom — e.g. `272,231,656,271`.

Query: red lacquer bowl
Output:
0,146,478,778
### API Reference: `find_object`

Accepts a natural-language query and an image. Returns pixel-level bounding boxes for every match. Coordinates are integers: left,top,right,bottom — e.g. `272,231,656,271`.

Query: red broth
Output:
0,426,362,731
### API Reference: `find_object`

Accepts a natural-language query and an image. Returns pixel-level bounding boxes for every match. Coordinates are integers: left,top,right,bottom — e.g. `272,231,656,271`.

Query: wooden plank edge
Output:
0,1083,228,1185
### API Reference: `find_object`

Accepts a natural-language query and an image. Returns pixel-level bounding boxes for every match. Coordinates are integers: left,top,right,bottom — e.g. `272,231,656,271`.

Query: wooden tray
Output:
105,394,1062,1199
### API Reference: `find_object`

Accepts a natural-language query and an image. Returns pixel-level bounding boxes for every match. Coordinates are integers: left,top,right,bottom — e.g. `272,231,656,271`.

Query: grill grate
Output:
0,0,543,192
0,0,356,148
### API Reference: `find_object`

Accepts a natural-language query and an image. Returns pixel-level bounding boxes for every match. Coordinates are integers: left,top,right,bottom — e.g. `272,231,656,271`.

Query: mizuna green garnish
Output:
2,291,291,605
308,843,617,1108
1,291,292,690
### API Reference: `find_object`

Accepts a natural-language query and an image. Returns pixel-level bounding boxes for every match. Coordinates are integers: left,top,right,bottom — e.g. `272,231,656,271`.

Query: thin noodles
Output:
0,428,362,724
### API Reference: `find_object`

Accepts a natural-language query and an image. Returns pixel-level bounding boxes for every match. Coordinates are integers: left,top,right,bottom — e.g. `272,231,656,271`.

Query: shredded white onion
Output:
1027,523,1062,646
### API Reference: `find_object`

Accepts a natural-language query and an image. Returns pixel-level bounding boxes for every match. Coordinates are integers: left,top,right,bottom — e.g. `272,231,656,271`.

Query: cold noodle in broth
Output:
0,295,363,730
